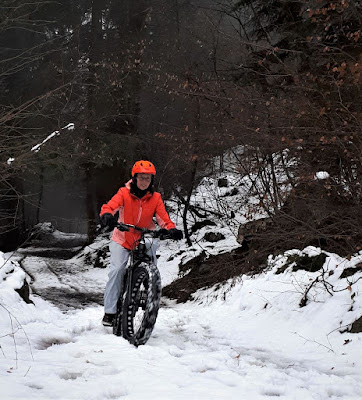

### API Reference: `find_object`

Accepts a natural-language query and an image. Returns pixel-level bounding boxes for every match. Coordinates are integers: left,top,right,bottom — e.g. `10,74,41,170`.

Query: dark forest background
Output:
1,0,361,255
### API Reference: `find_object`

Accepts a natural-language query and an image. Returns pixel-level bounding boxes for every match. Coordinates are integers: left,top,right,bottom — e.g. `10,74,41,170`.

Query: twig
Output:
170,191,224,218
299,276,319,307
0,343,5,357
9,312,18,369
293,332,334,353
320,262,334,296
0,303,34,363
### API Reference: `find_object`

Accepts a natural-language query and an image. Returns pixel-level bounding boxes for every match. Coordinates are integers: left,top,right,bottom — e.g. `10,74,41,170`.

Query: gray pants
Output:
104,239,158,314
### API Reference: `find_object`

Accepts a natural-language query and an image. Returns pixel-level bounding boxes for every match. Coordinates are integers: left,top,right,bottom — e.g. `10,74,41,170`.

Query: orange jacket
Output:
100,180,175,249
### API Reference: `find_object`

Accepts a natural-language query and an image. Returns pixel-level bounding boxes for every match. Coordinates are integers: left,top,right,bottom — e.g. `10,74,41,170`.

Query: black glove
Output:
168,228,183,240
100,213,115,228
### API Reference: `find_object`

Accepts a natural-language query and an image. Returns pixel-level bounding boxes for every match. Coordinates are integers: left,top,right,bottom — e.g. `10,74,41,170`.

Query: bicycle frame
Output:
116,223,167,304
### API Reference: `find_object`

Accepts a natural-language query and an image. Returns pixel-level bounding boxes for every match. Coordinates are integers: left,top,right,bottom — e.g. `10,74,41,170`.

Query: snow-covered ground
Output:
1,152,361,399
1,239,362,400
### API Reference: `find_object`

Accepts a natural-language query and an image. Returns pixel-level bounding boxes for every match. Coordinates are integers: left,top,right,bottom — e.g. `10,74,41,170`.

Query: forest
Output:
1,3,362,396
1,0,361,260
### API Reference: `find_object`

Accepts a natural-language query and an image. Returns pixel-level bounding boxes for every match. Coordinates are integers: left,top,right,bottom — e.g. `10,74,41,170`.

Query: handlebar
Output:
115,223,173,240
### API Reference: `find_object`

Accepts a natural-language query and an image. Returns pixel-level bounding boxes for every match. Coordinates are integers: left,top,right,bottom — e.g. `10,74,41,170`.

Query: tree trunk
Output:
36,166,44,224
84,0,103,243
183,97,201,246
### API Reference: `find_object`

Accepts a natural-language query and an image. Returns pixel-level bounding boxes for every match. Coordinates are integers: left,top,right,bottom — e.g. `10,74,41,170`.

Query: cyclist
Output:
99,160,183,326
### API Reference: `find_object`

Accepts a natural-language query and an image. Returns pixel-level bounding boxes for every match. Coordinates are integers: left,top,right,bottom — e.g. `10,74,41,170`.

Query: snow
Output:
6,124,74,165
1,148,361,399
315,171,330,180
31,123,75,153
1,241,362,399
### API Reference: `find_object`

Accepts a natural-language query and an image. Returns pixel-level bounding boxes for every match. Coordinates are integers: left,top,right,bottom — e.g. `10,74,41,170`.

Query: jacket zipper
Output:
136,199,142,224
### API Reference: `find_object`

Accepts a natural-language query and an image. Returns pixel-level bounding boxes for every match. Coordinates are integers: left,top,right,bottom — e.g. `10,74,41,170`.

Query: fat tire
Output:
113,291,125,337
121,263,161,346
113,268,129,337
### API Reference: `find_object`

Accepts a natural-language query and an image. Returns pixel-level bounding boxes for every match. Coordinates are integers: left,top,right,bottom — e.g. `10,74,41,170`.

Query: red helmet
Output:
131,160,156,176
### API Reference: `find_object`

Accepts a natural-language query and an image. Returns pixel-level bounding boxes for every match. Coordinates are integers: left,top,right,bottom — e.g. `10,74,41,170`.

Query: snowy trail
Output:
2,247,362,399
2,298,361,400
20,255,105,310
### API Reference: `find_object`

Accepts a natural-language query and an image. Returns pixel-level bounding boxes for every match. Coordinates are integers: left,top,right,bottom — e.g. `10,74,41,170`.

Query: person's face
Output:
136,173,152,190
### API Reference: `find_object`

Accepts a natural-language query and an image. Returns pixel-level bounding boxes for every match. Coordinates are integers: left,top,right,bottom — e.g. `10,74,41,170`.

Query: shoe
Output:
102,313,115,327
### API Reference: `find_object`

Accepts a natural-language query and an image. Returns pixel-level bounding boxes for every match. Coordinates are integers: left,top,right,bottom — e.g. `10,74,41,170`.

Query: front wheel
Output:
121,262,161,346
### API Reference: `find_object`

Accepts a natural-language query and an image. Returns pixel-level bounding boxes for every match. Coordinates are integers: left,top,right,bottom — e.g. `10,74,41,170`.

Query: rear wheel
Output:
121,262,161,346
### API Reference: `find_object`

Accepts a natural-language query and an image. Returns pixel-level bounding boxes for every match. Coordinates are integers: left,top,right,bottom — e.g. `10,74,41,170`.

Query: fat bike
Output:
112,223,172,346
